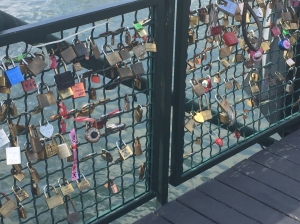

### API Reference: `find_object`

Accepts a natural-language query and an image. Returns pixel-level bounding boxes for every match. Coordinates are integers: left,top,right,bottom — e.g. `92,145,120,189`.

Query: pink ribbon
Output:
69,129,79,181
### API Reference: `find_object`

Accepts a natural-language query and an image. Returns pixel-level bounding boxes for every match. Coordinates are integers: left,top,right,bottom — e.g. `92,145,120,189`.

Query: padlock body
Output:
6,67,24,85
118,67,134,80
27,56,47,76
130,63,145,76
58,143,72,159
46,194,64,209
0,199,17,218
222,32,239,46
77,180,91,191
60,184,74,196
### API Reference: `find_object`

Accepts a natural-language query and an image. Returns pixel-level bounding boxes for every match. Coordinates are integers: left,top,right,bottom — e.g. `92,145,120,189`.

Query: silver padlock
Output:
224,78,233,90
102,45,122,66
286,80,294,93
190,78,205,97
132,41,146,58
55,134,72,159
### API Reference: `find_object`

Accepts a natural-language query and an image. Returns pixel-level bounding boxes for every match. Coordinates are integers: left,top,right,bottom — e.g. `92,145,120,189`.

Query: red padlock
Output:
210,25,222,36
21,78,37,92
91,74,100,83
234,129,241,139
209,130,223,147
202,75,212,92
270,24,281,37
58,102,67,117
60,119,66,134
222,28,238,46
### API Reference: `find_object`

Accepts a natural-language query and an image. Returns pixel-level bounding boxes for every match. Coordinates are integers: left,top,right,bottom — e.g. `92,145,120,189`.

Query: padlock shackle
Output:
215,94,223,104
76,173,87,183
2,56,15,70
102,44,115,56
64,195,77,214
117,43,126,51
198,93,210,111
43,185,58,198
36,82,50,95
12,185,22,192
54,133,66,143
116,139,126,150
58,177,70,187
57,41,71,53
0,192,11,201
39,118,50,128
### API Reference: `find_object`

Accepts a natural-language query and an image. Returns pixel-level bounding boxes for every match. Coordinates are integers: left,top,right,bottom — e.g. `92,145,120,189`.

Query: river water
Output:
0,0,279,223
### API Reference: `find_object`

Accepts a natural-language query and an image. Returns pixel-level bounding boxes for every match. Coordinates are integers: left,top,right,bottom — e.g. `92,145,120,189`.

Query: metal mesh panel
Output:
0,4,159,223
171,0,300,185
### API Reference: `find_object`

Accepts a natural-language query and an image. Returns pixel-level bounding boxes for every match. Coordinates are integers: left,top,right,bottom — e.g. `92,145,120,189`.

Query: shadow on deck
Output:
135,129,300,224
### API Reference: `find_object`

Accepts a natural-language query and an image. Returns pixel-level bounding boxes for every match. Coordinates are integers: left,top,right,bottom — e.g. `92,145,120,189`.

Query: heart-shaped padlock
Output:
215,138,224,147
39,120,54,138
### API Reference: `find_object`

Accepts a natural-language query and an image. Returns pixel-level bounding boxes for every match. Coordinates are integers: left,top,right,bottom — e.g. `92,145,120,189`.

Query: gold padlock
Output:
27,162,40,183
12,185,29,202
219,112,230,123
76,174,91,192
18,204,26,219
11,167,25,182
185,116,196,132
249,81,260,94
44,185,64,209
58,178,74,196
116,140,133,160
0,192,17,218
134,137,143,156
145,36,157,52
198,94,212,122
134,104,143,122
57,87,74,100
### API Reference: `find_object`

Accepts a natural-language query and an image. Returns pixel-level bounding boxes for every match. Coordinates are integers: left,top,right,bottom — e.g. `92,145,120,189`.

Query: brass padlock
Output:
282,9,292,22
0,86,10,94
220,59,230,68
198,94,212,122
12,185,29,202
9,100,18,117
36,83,56,108
11,167,25,182
261,39,270,52
139,162,146,180
76,174,91,191
286,80,294,93
214,73,221,83
15,112,31,135
57,87,74,100
89,88,97,100
116,140,133,160
18,204,26,219
0,65,6,86
102,44,122,66
23,53,47,76
58,178,74,196
31,183,40,196
188,28,196,43
55,134,72,159
256,0,266,7
190,14,199,26
73,62,82,72
0,101,8,122
134,137,143,156
89,36,101,59
118,43,131,61
27,162,40,183
7,119,18,139
44,185,64,209
198,7,209,23
24,142,38,162
0,192,17,218
101,149,113,163
215,94,231,112
29,125,43,153
57,41,77,63
145,37,157,52
44,137,58,158
134,104,143,122
233,77,241,90
219,112,230,123
247,98,257,107
117,63,134,80
224,78,233,90
190,78,205,97
185,116,196,132
218,44,231,59
65,195,81,224
250,81,260,94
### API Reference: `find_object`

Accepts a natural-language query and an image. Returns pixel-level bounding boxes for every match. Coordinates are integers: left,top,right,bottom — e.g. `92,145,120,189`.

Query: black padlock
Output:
54,62,75,91
72,39,88,57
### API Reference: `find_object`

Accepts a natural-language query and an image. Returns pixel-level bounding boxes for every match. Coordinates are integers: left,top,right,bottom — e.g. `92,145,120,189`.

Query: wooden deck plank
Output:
133,213,171,224
278,132,300,147
196,179,299,224
155,200,215,224
250,150,300,182
263,143,300,165
232,159,300,201
177,189,257,224
215,168,300,221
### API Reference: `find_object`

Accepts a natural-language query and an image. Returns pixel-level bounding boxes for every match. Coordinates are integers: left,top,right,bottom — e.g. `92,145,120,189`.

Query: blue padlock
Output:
217,0,237,17
278,36,291,50
2,57,24,86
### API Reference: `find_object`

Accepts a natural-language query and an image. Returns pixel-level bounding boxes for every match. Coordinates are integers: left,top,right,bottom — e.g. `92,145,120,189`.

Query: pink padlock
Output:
50,55,57,69
249,48,263,63
208,130,223,147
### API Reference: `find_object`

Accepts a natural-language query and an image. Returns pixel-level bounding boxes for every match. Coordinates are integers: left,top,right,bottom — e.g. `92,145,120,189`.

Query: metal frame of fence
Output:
0,0,174,223
170,0,300,186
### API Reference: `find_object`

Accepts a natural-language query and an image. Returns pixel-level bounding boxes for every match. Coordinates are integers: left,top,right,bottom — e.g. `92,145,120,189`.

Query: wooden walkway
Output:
135,129,300,224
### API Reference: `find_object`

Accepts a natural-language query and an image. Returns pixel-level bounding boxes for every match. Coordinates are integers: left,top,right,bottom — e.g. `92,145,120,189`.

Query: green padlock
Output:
133,22,144,31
